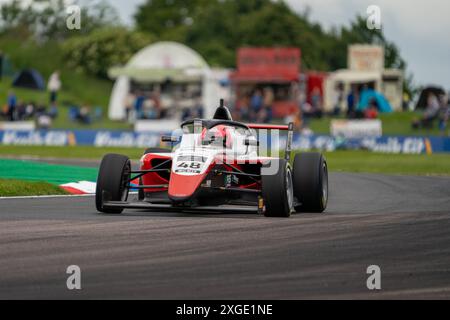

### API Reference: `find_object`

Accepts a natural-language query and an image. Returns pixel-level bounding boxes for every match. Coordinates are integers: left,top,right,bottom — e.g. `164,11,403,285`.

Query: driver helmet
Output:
200,125,233,149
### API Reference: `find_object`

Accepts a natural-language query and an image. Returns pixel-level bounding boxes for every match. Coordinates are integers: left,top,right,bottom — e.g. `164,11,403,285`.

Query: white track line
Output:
0,194,95,200
0,192,137,200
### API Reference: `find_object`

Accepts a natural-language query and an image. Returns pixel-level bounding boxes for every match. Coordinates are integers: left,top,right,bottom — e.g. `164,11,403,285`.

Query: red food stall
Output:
230,48,301,118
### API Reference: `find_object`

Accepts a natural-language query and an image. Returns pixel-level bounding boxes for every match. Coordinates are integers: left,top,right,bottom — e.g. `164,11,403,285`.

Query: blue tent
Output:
12,69,46,90
357,89,393,113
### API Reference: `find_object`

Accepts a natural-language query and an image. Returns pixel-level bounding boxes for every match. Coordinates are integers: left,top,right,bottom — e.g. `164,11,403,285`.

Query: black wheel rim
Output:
286,167,294,212
120,161,131,201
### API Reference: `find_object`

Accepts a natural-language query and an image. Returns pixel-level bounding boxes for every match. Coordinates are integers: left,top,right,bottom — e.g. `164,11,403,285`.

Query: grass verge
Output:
1,145,450,176
0,145,146,159
0,178,69,197
323,151,450,176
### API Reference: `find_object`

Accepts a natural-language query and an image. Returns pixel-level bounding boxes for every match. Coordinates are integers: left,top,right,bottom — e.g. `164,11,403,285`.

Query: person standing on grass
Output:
48,70,61,104
7,90,17,121
250,89,263,122
438,93,449,133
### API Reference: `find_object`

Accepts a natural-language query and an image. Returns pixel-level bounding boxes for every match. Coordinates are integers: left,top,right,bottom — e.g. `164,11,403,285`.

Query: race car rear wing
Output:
247,122,294,162
247,124,290,130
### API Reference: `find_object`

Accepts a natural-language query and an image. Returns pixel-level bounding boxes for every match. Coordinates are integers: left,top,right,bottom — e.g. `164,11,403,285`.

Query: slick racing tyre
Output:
96,154,131,214
292,152,328,213
261,159,294,217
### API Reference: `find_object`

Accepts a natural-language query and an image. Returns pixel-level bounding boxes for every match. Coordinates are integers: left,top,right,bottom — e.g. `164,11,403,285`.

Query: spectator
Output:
412,93,440,129
310,87,323,118
16,101,26,120
346,87,356,118
301,101,314,122
237,95,250,121
143,95,158,119
7,91,17,121
250,89,263,122
25,102,36,119
124,92,135,122
262,87,274,123
1,104,8,119
402,92,410,111
333,84,344,116
94,107,103,121
152,88,163,119
78,106,92,124
35,105,52,130
193,97,204,119
48,103,58,119
48,70,61,104
37,113,52,130
134,91,146,119
438,93,449,133
364,98,379,119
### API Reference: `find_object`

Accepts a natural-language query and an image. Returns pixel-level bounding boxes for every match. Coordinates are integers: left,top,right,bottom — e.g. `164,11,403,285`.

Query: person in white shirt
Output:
48,71,61,104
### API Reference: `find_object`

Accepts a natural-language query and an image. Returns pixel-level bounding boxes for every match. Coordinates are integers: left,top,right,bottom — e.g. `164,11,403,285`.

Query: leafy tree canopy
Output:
135,0,410,85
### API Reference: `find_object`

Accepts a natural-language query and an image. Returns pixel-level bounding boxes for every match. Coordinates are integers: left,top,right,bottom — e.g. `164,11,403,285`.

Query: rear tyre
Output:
261,159,294,217
292,152,328,213
95,154,131,214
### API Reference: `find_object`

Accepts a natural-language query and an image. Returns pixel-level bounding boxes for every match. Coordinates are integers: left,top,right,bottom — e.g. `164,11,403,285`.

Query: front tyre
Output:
95,154,131,214
261,159,294,217
292,152,328,213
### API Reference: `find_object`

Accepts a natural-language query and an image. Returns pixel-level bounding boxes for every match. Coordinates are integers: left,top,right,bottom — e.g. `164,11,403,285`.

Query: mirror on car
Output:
244,137,259,147
161,136,180,143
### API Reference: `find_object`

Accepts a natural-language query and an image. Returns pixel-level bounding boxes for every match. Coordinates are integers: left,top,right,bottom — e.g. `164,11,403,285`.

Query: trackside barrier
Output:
1,130,450,154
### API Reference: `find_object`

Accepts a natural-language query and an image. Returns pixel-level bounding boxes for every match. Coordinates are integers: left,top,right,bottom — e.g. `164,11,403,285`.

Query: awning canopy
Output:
329,69,381,83
230,70,298,83
230,47,300,83
108,67,203,83
108,41,209,83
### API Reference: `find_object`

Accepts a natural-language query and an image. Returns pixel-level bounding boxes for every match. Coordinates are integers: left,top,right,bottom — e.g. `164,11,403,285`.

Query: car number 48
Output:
177,162,202,169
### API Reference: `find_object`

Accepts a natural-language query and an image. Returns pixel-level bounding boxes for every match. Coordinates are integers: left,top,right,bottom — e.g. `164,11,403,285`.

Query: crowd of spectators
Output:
297,84,383,133
0,90,58,129
233,87,275,123
412,92,449,131
1,71,101,128
124,88,204,123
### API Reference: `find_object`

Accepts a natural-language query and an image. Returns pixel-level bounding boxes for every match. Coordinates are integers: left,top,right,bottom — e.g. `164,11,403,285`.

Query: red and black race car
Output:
95,100,328,217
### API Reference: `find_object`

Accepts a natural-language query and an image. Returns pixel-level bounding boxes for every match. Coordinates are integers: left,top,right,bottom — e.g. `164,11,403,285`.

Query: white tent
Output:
108,41,218,123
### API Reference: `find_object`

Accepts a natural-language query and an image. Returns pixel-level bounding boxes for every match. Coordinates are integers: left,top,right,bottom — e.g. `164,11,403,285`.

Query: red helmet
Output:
200,125,232,148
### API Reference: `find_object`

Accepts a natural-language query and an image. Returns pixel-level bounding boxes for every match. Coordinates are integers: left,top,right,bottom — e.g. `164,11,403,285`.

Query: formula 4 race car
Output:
95,100,328,217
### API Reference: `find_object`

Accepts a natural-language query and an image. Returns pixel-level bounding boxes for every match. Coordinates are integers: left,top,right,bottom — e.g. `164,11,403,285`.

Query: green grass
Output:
324,151,450,176
0,178,68,197
309,111,450,137
1,145,450,176
0,77,132,130
0,36,133,130
0,145,146,159
0,158,98,184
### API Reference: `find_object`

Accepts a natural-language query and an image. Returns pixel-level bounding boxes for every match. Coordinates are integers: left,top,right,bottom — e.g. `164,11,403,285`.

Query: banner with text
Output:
1,130,449,154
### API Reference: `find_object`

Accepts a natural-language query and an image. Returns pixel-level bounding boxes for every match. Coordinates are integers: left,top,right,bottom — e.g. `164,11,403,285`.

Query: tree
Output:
62,27,153,78
335,16,413,93
0,0,119,41
134,0,210,40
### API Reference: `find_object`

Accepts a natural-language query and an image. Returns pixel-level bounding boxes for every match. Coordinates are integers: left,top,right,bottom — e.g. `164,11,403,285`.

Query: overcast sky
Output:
104,0,450,90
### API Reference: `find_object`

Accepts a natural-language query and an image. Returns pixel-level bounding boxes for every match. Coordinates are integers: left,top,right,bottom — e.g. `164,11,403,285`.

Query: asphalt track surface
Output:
1,172,450,299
